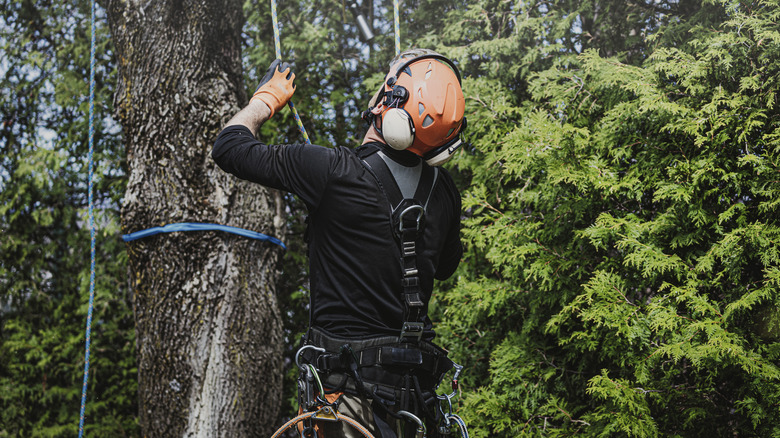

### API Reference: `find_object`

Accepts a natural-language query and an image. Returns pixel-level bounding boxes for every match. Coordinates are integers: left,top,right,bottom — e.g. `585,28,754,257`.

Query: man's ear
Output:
367,83,385,109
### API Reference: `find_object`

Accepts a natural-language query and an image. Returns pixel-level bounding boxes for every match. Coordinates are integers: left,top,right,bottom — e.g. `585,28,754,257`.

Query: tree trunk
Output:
106,0,285,436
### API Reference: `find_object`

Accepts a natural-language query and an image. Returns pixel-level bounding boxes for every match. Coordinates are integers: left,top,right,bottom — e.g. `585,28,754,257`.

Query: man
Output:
212,49,466,437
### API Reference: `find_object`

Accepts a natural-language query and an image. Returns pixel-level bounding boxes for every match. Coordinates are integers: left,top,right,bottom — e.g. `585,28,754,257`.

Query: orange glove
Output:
250,59,296,117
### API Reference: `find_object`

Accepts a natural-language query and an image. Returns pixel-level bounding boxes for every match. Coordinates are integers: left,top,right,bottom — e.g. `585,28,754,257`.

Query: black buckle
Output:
400,322,424,342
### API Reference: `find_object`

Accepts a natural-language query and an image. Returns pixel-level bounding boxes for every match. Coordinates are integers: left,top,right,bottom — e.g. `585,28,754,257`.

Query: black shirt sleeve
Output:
211,125,334,208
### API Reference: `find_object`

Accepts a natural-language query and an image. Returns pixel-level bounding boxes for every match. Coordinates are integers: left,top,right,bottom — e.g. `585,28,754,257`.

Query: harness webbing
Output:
299,327,454,438
358,145,438,342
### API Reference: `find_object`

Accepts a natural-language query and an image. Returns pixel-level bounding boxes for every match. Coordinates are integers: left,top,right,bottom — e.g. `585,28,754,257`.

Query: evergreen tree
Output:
0,1,137,435
429,0,780,436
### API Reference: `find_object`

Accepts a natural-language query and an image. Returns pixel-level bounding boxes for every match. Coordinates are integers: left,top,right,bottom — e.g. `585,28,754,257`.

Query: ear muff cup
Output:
380,108,415,151
422,116,467,166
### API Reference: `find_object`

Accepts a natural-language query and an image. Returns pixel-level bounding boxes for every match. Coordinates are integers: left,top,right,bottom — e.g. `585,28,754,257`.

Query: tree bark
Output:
106,0,285,436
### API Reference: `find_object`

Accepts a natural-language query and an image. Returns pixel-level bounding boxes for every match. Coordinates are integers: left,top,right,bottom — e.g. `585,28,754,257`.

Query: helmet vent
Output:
447,127,455,137
422,115,434,127
425,66,433,80
419,103,425,116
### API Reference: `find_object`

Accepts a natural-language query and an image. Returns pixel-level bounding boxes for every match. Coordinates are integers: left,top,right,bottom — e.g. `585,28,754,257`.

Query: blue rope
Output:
122,222,287,250
78,0,97,435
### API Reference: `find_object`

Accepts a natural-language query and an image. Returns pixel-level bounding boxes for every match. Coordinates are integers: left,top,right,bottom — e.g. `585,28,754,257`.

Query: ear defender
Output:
382,108,415,150
422,117,466,166
368,80,415,150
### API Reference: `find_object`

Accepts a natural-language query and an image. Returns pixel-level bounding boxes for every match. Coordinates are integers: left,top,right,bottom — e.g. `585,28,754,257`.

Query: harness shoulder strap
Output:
360,146,438,214
358,144,439,342
360,147,403,208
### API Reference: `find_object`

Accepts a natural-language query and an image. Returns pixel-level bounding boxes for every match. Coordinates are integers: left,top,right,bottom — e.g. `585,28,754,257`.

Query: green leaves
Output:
584,371,659,438
1,1,136,435
432,0,780,436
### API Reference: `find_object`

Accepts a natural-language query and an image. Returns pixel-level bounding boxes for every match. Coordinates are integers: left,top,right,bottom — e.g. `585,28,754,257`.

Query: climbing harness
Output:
294,328,468,438
358,145,438,343
78,0,97,435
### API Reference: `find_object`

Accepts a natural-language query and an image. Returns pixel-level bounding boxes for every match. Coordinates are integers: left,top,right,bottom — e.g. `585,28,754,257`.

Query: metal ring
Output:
397,410,426,435
295,345,326,369
397,205,424,232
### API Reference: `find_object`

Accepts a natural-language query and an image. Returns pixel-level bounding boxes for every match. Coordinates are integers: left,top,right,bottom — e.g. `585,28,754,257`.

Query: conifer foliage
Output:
432,0,780,436
4,0,780,435
1,1,137,435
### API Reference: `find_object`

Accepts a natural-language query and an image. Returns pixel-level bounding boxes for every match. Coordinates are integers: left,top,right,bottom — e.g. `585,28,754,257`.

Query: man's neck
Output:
377,145,422,167
362,127,421,167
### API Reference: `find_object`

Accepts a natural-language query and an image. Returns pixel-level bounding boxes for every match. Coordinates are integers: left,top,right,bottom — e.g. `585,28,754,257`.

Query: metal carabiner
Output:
398,410,426,438
295,345,326,370
438,363,463,402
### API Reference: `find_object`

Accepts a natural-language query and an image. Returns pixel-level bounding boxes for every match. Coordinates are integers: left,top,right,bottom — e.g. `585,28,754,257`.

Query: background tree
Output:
105,0,285,435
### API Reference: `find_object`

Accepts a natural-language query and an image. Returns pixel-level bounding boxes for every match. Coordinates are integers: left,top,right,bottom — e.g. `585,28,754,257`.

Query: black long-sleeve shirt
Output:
212,125,462,340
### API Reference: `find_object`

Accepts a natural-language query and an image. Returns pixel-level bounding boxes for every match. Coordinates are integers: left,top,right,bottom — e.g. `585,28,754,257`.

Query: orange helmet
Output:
364,50,466,166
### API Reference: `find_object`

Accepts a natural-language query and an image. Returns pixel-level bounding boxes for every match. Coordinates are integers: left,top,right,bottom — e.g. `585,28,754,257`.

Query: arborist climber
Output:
212,48,466,438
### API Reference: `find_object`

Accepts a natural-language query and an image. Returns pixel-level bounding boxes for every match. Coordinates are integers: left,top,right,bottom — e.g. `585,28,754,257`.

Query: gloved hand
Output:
250,59,296,117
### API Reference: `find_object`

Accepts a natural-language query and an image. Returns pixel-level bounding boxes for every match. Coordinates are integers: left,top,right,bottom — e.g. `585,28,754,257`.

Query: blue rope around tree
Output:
78,0,97,435
122,222,286,249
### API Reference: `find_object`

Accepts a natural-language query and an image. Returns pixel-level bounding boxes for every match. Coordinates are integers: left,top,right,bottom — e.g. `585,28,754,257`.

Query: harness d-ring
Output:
397,204,425,233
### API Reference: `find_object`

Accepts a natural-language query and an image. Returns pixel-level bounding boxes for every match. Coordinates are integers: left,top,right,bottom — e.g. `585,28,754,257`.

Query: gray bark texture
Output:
105,0,285,436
